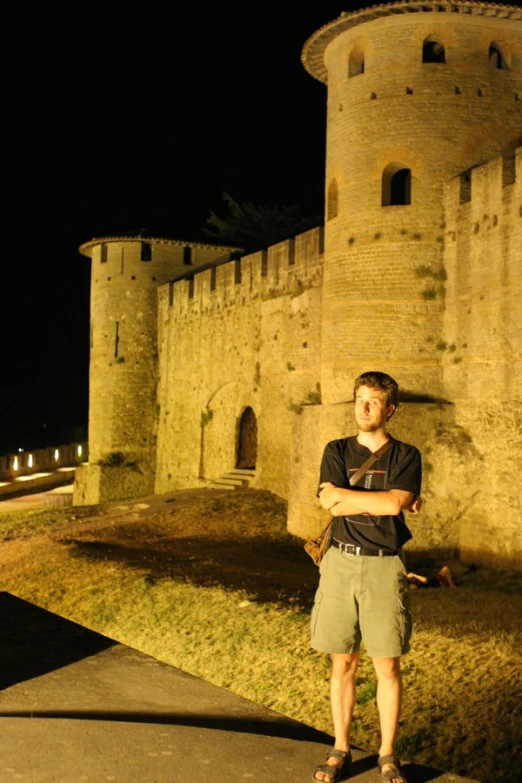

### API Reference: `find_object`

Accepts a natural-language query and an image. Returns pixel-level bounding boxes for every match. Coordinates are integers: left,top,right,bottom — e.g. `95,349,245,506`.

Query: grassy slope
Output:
1,490,521,783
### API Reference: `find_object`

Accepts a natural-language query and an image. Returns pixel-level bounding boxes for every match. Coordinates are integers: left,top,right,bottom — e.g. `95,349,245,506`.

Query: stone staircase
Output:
209,468,256,491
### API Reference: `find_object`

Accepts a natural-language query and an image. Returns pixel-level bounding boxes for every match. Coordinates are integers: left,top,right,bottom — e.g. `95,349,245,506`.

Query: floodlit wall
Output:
0,442,87,481
155,228,323,500
441,147,522,568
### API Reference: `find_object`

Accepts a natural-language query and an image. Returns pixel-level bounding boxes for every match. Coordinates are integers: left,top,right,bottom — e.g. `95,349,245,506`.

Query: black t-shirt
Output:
318,436,422,552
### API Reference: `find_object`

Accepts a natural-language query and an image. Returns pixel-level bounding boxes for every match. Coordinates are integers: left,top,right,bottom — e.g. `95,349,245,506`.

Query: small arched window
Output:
489,43,508,70
422,37,446,64
327,180,338,220
348,48,365,77
382,164,412,207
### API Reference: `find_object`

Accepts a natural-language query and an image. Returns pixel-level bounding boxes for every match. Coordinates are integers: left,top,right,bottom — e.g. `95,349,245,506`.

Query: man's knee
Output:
372,656,401,681
332,652,360,678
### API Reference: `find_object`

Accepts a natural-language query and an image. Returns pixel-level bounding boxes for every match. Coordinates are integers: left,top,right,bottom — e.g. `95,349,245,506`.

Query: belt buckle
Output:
340,543,359,557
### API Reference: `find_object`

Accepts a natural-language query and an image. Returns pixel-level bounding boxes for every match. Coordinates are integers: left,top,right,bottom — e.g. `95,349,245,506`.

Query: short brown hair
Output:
353,371,399,415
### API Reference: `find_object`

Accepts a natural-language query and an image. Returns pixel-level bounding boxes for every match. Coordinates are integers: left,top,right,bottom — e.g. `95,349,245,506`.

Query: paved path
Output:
0,592,476,783
0,484,74,510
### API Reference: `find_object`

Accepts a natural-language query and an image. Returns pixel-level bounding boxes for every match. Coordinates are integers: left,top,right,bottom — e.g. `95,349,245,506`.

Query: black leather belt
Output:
332,539,398,557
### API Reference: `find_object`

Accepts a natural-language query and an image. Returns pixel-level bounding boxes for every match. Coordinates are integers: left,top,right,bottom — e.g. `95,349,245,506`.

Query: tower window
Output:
423,37,446,64
502,154,516,187
183,246,193,265
100,243,108,263
261,249,268,277
141,242,152,261
382,165,411,207
348,48,365,78
327,180,338,220
459,172,472,204
489,43,507,70
288,238,295,266
114,321,120,358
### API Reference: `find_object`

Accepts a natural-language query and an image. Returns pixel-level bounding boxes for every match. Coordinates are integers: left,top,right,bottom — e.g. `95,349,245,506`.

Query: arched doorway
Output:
236,407,257,469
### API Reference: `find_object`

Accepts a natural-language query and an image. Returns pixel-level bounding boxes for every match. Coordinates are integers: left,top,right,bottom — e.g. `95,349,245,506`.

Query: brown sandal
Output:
312,748,351,782
378,755,407,783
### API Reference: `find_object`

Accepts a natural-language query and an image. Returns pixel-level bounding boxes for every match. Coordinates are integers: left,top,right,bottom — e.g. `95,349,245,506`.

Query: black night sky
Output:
3,2,520,454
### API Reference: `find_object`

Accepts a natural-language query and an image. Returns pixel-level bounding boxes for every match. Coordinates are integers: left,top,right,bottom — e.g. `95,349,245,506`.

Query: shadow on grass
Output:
60,535,320,609
59,530,522,629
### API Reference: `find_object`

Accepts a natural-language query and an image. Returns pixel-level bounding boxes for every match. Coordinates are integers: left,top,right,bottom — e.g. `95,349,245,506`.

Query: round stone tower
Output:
302,0,522,403
75,235,238,504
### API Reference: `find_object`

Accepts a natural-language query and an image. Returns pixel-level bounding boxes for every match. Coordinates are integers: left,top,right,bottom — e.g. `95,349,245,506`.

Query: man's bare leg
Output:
373,656,404,783
314,652,359,782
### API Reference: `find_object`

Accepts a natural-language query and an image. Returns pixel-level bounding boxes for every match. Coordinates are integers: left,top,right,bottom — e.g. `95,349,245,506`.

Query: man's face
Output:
354,385,394,432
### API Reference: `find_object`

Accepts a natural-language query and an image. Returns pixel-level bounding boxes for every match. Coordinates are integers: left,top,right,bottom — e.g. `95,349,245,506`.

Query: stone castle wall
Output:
440,146,522,568
155,228,323,500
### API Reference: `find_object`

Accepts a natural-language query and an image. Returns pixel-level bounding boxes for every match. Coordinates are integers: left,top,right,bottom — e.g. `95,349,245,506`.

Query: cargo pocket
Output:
310,588,324,642
398,594,412,653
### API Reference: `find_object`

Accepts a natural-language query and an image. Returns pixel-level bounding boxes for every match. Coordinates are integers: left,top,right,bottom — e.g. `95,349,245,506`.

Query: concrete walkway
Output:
0,593,476,783
0,483,74,510
0,468,76,501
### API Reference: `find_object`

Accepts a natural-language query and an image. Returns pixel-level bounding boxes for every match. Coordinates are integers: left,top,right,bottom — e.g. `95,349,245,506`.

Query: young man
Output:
311,371,421,783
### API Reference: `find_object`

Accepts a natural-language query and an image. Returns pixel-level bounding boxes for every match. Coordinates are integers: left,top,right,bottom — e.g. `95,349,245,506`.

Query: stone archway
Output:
236,407,257,469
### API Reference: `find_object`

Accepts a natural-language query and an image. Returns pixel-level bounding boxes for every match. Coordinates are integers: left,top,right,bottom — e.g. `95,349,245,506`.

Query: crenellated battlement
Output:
163,226,324,314
444,145,522,229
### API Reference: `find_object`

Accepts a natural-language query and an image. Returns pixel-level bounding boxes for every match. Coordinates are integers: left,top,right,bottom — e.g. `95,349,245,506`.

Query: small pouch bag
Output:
303,520,333,566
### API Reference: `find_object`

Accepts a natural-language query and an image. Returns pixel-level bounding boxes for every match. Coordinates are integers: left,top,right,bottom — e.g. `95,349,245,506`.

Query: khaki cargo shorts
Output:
310,545,411,658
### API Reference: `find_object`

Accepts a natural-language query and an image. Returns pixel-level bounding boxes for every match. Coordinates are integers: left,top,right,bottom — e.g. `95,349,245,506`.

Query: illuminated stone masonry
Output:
77,3,522,569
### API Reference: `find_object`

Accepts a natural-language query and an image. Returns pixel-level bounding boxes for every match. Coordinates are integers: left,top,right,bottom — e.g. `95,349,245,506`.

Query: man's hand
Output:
318,482,341,510
406,496,423,514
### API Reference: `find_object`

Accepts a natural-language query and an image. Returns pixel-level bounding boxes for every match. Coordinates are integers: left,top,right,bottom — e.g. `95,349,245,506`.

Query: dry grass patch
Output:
1,489,521,783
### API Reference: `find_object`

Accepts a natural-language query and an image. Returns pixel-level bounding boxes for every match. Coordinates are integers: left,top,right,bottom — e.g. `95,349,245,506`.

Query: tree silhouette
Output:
201,192,320,252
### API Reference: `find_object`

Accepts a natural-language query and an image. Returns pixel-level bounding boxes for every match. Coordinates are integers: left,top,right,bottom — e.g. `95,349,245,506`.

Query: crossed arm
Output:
318,482,422,517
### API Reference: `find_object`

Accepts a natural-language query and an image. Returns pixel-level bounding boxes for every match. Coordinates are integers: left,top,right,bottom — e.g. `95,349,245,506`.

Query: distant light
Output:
15,472,52,481
28,454,34,468
13,457,19,471
18,448,24,453
77,445,83,457
54,449,60,461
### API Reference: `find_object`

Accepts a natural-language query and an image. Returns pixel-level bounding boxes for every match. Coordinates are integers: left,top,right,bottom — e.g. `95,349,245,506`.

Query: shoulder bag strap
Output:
348,438,394,487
